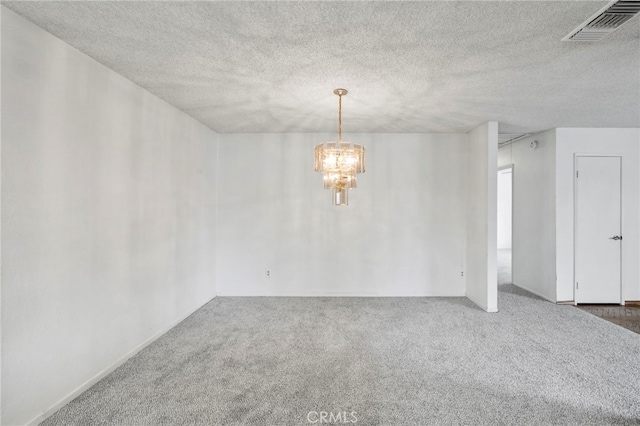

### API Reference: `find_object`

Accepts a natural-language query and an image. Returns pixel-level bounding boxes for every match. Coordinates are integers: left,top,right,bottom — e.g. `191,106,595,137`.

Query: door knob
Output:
609,235,622,240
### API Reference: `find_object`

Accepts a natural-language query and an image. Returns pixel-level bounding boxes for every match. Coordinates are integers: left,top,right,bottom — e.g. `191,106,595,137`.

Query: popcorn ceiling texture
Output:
3,1,639,134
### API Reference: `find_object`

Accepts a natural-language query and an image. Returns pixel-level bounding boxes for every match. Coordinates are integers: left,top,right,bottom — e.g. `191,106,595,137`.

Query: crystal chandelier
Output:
314,89,366,206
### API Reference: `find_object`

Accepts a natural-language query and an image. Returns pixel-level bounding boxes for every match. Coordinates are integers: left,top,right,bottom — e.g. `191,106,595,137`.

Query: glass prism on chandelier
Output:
314,89,366,206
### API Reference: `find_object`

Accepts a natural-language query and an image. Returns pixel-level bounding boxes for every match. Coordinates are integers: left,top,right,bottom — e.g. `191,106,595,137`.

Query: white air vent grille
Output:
608,0,640,13
564,0,640,41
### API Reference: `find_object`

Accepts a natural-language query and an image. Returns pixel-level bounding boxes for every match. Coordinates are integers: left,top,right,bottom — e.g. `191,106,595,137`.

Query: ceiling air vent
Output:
563,0,640,41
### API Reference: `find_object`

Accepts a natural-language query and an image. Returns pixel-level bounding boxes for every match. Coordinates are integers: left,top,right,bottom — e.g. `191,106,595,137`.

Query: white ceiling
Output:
3,1,639,134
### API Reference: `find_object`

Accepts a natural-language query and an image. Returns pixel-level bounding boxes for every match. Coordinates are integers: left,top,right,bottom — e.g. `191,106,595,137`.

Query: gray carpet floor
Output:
42,253,640,425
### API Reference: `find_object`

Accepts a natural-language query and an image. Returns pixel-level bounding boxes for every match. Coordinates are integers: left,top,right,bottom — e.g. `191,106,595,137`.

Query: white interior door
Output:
575,156,622,304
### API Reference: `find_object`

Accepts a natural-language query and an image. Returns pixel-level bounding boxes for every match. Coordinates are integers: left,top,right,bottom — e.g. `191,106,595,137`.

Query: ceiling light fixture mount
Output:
314,89,366,206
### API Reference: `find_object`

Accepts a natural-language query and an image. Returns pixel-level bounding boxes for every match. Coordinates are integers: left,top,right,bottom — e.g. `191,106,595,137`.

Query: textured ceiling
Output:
3,1,639,134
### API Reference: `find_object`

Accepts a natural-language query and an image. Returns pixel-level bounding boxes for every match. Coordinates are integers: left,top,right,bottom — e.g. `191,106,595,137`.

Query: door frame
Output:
573,153,623,305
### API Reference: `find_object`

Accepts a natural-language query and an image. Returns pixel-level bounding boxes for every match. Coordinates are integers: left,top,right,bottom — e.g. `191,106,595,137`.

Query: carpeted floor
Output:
42,284,640,425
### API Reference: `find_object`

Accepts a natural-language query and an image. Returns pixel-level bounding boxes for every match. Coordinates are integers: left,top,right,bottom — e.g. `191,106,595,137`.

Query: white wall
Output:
217,133,468,296
555,128,640,302
498,128,640,304
497,169,512,249
497,143,513,169
1,9,218,425
498,130,557,302
465,122,498,312
0,7,4,420
0,6,4,424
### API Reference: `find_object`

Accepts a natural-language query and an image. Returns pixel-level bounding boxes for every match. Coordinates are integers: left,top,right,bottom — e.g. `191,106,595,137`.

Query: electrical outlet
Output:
461,271,464,277
266,270,271,278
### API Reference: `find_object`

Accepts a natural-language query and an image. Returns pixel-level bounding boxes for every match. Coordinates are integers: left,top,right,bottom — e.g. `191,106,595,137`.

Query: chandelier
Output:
314,89,366,206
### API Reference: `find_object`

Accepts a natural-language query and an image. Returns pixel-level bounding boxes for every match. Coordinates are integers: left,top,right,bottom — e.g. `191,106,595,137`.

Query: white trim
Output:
465,291,499,313
512,282,556,303
215,292,467,298
0,4,3,419
25,296,216,426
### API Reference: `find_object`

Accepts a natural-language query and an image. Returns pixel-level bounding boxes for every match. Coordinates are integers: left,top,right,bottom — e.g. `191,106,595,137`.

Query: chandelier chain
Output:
338,93,342,143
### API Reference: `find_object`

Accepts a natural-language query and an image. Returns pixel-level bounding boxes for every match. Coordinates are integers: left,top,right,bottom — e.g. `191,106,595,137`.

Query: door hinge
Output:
576,170,579,178
576,282,579,290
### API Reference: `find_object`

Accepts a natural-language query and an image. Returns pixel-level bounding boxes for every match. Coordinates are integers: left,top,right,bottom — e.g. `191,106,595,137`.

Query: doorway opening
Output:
497,166,513,285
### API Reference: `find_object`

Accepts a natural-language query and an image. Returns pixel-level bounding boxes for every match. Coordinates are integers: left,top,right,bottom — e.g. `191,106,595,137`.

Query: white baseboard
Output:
512,282,556,303
465,292,498,313
26,296,216,426
215,292,466,297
